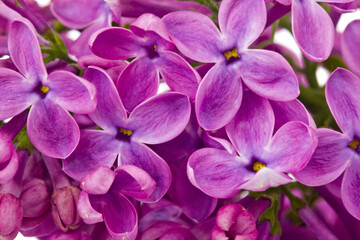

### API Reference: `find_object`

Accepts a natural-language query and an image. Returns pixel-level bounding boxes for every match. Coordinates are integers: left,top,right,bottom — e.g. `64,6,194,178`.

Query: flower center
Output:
116,127,133,142
252,161,265,172
348,138,360,153
224,48,240,62
40,85,49,94
119,128,132,136
147,44,159,59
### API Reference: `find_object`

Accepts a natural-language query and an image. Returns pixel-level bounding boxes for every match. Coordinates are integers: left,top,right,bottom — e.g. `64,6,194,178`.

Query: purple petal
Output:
116,57,159,112
325,68,360,137
156,51,200,99
341,20,360,76
293,128,353,186
118,142,171,202
196,63,243,130
0,68,38,120
77,191,103,224
128,92,191,144
130,13,171,41
239,49,299,101
8,20,47,82
342,159,360,219
0,149,18,184
187,148,252,198
292,0,334,61
81,167,115,195
27,99,80,158
83,66,127,134
111,165,156,201
327,2,357,13
62,130,121,181
263,121,317,173
90,27,144,60
45,70,96,114
219,0,266,48
106,0,122,24
162,11,222,62
226,90,274,159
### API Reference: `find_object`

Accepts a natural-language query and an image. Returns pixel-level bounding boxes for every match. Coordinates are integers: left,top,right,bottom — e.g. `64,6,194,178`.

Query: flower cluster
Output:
0,0,360,239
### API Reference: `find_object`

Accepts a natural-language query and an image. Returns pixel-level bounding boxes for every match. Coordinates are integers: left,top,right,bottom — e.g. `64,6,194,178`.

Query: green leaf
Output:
13,125,34,153
322,55,348,72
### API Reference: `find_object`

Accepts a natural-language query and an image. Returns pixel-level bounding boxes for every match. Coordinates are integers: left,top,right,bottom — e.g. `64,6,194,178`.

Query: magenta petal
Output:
130,13,171,41
0,149,18,184
156,51,200,99
84,66,127,133
325,68,360,137
188,148,252,198
8,20,47,82
77,191,103,224
116,57,159,112
342,20,360,76
128,92,191,144
90,27,144,60
0,68,38,120
239,49,299,101
81,167,115,195
226,90,274,159
162,11,222,62
219,0,266,48
196,63,243,130
264,121,317,173
27,99,80,158
293,128,353,186
292,0,334,61
46,70,96,114
342,159,360,219
103,192,138,240
62,130,120,181
119,142,171,202
111,165,156,201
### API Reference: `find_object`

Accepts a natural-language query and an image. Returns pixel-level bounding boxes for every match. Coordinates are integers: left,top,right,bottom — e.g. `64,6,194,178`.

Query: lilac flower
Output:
90,13,200,111
0,19,96,158
63,66,191,202
0,193,23,240
294,68,360,220
163,0,299,130
341,20,360,76
188,90,317,198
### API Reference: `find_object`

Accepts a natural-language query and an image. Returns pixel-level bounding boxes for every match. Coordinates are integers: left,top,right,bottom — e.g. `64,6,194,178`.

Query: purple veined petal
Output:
103,192,138,240
202,132,237,155
155,51,200,99
238,49,299,101
8,20,47,82
316,0,353,3
293,128,353,186
77,191,103,224
27,98,80,159
226,90,274,160
195,63,243,130
292,0,334,62
105,0,122,24
84,66,127,134
78,54,128,70
130,13,171,42
140,221,194,240
0,149,18,184
118,141,171,202
0,133,12,164
45,70,97,114
0,68,38,120
239,167,293,191
277,0,292,5
341,159,360,219
111,165,156,201
128,92,191,144
325,68,360,137
81,167,115,195
341,20,360,76
327,2,357,13
116,57,159,112
63,130,121,181
162,11,223,62
90,27,145,60
187,148,252,198
263,121,317,173
0,36,8,56
51,0,105,29
219,0,266,49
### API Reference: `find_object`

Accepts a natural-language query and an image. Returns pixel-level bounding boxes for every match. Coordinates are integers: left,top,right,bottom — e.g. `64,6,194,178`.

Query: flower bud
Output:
0,193,23,239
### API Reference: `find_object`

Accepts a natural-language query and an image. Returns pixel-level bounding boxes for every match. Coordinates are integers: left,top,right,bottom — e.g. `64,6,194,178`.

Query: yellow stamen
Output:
224,48,240,61
349,139,359,150
81,182,85,187
40,85,49,94
119,128,132,136
252,161,265,172
154,45,157,52
85,214,88,218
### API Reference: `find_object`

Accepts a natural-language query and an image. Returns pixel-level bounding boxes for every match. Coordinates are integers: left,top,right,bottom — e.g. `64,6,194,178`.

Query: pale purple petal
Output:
292,0,334,61
27,99,80,158
106,0,122,24
341,20,360,76
219,0,266,48
128,92,191,144
293,128,353,186
187,148,252,198
162,11,223,62
342,159,360,219
77,191,103,224
130,13,171,41
238,49,299,101
62,130,121,181
328,2,357,13
196,63,243,130
325,68,360,137
226,90,274,159
116,57,159,112
80,167,115,195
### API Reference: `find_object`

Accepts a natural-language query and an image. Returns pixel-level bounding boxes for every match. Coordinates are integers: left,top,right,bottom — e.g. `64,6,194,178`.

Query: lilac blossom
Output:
341,20,360,76
163,0,299,130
